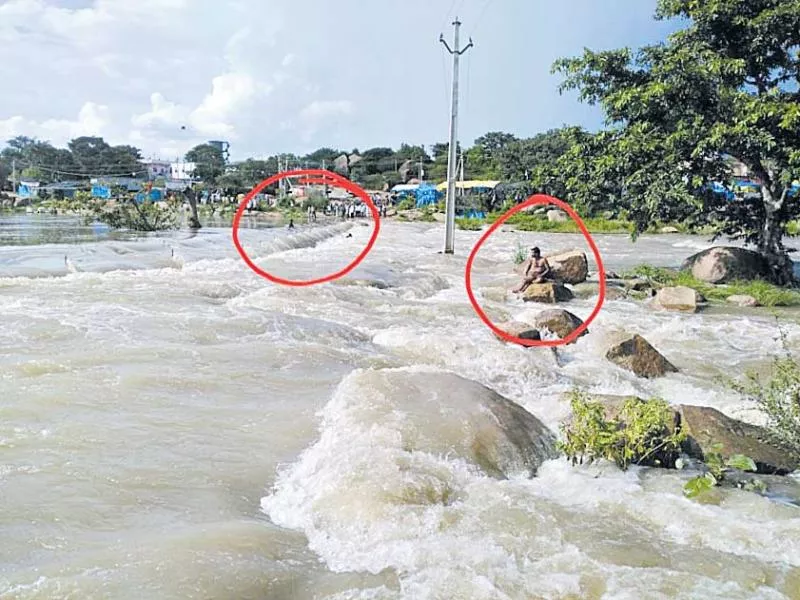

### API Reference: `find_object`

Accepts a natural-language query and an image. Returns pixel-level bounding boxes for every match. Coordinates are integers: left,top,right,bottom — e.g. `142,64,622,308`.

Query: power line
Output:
469,0,496,37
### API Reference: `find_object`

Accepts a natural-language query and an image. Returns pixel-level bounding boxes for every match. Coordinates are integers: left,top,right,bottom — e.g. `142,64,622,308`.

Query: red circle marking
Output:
465,194,606,347
232,169,381,286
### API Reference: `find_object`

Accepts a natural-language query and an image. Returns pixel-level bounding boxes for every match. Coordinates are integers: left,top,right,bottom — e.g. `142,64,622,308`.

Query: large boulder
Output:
650,286,705,313
533,309,587,343
677,405,799,475
547,209,568,223
606,334,678,378
682,246,770,284
546,249,588,284
493,321,541,342
522,282,574,304
334,370,559,479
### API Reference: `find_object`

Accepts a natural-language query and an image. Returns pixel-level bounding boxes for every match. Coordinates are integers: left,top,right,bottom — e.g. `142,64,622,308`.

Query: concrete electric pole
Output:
440,18,473,254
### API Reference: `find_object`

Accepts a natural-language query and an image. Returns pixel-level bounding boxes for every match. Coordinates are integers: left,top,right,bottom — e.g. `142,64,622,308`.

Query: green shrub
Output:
397,198,415,211
681,446,759,498
729,344,800,459
90,199,179,231
512,239,527,265
455,217,483,231
559,390,685,470
419,207,436,222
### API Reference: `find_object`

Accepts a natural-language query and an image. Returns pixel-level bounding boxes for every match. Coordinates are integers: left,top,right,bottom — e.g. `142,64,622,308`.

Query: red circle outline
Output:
465,194,606,347
232,169,380,287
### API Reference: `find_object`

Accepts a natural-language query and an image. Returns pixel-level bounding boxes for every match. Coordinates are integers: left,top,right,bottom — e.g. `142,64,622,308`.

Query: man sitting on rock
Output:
513,247,552,293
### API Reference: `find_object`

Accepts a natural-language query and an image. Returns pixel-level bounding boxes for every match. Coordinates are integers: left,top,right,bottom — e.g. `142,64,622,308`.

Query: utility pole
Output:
418,157,424,182
440,18,473,254
459,148,465,198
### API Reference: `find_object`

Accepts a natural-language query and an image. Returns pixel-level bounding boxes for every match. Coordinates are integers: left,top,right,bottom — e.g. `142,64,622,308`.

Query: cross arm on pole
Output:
458,38,474,55
439,34,454,54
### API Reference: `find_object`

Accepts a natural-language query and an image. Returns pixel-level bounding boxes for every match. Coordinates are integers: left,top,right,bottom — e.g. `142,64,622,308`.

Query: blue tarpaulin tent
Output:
92,185,111,199
17,183,36,198
415,183,441,208
134,189,163,203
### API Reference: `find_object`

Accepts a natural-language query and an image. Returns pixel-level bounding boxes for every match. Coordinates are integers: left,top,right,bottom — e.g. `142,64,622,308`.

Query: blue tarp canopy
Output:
134,189,163,203
415,183,441,207
92,185,112,199
17,184,36,198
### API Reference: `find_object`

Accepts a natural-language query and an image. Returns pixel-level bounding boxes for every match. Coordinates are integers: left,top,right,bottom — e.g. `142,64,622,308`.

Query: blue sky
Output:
0,0,679,161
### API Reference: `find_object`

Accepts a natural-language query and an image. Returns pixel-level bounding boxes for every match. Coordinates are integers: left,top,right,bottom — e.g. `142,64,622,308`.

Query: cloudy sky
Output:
0,0,678,161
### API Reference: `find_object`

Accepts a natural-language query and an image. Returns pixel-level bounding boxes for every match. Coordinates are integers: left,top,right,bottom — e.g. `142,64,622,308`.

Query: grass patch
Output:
455,217,484,231
621,264,800,306
486,213,633,234
419,207,436,223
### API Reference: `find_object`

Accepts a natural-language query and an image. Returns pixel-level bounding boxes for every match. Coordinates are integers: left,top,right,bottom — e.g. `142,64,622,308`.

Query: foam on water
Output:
263,368,800,599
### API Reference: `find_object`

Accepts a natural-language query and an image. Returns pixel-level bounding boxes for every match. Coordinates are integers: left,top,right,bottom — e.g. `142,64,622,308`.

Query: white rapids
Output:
1,216,799,599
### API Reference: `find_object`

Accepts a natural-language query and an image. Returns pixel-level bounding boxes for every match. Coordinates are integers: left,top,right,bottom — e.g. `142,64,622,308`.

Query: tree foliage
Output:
1,135,141,184
553,0,800,283
185,143,226,185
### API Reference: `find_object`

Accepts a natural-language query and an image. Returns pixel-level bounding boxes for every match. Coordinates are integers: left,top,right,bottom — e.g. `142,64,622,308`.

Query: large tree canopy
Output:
0,135,141,184
185,143,226,185
553,0,800,284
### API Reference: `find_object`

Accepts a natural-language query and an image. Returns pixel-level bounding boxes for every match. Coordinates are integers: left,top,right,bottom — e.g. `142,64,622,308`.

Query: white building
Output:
170,161,196,181
142,159,171,180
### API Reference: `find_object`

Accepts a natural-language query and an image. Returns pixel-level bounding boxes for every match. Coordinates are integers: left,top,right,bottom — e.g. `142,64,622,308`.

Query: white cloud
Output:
299,100,354,121
0,102,110,146
0,0,356,159
131,93,187,129
189,73,261,137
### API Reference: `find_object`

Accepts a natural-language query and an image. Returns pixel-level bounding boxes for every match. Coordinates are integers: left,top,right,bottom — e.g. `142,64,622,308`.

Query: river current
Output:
1,214,799,599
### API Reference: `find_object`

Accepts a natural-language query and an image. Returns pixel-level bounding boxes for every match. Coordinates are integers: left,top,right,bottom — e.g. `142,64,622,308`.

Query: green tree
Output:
303,147,342,167
185,143,226,185
554,0,800,284
2,136,77,183
67,137,142,178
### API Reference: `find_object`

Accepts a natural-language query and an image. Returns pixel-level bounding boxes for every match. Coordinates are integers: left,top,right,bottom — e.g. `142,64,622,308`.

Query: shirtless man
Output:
513,247,551,293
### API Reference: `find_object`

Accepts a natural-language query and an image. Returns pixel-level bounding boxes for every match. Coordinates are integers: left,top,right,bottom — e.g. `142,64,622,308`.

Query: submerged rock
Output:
605,287,628,301
547,249,589,284
682,246,770,284
727,294,760,307
605,334,678,378
677,405,799,475
522,282,574,303
650,286,705,313
533,309,587,343
493,321,541,342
